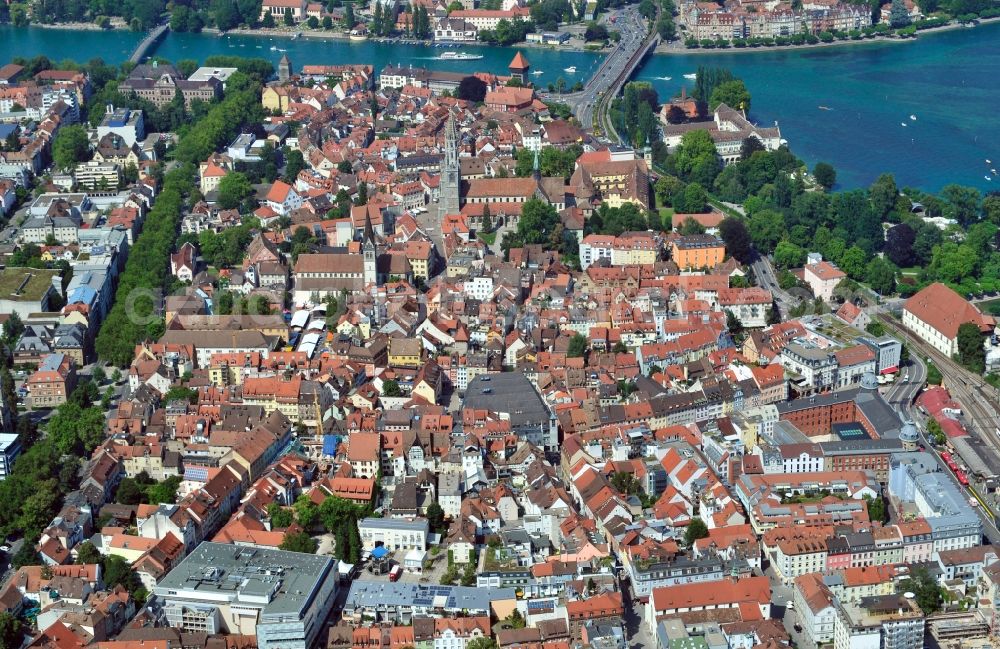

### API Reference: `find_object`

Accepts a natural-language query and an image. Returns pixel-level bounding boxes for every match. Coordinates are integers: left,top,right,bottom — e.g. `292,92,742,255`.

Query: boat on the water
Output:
818,105,832,110
564,66,577,73
683,73,697,79
439,52,483,60
910,114,917,120
531,70,544,76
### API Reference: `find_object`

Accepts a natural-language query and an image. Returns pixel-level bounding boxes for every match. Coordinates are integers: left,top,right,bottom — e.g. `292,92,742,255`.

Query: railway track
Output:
878,313,1000,461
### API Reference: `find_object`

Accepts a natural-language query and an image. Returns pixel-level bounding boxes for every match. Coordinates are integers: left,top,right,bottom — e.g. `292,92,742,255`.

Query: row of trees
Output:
619,82,659,149
95,78,265,367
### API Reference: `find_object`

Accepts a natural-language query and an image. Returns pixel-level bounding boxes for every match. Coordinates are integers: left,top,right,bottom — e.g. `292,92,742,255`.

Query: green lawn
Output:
478,231,497,246
658,207,675,229
977,298,1000,316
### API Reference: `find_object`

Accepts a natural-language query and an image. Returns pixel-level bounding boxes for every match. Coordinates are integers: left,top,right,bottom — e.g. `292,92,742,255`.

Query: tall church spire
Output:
439,114,461,216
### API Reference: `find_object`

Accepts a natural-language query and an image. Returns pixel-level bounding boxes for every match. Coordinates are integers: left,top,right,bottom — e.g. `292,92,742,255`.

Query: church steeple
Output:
363,211,377,287
363,211,376,247
438,114,461,217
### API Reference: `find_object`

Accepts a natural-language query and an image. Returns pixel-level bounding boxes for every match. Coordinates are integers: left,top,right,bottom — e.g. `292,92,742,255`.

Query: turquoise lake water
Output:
1,22,998,192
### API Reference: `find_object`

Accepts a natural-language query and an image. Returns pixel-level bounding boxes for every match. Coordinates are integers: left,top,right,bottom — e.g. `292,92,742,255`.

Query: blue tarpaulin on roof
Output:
323,434,340,456
371,546,389,559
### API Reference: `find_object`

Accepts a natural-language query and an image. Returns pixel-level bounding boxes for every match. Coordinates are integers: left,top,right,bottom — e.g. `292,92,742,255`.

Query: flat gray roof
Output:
153,542,333,617
344,580,515,611
463,373,550,428
360,517,429,532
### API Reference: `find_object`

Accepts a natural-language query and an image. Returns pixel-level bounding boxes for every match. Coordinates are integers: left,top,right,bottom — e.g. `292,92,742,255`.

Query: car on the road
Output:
0,546,9,553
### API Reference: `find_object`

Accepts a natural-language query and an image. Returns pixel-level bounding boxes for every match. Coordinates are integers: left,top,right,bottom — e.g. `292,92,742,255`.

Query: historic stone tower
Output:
509,52,530,84
278,53,292,83
439,114,461,216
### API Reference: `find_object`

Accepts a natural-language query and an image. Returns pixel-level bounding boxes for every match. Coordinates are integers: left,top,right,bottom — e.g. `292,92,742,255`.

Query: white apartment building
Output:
358,517,429,552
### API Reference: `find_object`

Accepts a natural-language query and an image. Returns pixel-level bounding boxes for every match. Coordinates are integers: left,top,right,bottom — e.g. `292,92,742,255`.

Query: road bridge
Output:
129,24,169,64
539,7,656,137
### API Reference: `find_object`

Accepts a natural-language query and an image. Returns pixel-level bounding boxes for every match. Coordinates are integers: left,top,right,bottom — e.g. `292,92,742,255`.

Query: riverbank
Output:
214,25,612,53
652,14,1000,55
27,19,127,31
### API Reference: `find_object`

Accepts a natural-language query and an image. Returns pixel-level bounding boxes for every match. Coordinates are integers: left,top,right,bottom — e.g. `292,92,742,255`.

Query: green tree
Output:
262,11,276,26
864,257,896,295
898,567,942,614
467,639,498,649
146,476,182,504
103,554,142,594
460,559,477,586
683,517,709,546
719,217,754,263
611,472,641,495
426,501,445,532
116,477,145,505
773,240,805,269
709,79,751,111
281,531,319,553
864,494,886,523
441,564,459,585
889,0,911,27
285,149,306,183
268,502,295,528
839,245,867,280
957,322,986,373
382,379,402,397
726,310,744,338
52,124,90,171
869,173,898,218
940,184,981,226
929,242,976,283
217,171,254,210
655,175,685,208
865,321,886,337
676,183,708,214
284,8,296,24
0,612,23,649
294,494,321,530
673,130,720,187
457,75,488,102
747,209,785,252
813,161,836,189
678,218,705,236
567,333,588,358
506,609,527,629
75,540,102,565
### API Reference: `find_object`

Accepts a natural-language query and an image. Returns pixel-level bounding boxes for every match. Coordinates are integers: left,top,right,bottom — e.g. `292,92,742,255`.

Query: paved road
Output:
882,354,926,420
751,255,798,319
541,8,651,131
